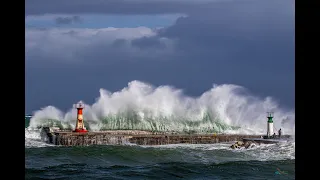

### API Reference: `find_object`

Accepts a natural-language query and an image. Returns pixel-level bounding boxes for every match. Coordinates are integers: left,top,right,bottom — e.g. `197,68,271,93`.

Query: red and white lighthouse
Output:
73,101,88,133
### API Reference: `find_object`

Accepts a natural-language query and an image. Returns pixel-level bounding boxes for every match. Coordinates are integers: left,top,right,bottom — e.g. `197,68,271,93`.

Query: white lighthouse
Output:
266,112,274,138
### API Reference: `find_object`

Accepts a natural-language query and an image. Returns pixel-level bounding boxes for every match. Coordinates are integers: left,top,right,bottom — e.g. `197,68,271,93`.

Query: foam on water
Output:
143,141,295,163
25,128,53,148
28,81,295,135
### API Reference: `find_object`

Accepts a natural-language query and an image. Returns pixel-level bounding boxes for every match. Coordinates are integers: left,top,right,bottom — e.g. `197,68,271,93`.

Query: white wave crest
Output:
28,80,295,135
145,141,295,162
25,128,53,148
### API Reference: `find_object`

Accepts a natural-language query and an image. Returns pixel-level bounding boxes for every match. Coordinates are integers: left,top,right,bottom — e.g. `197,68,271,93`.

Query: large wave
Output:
28,80,295,135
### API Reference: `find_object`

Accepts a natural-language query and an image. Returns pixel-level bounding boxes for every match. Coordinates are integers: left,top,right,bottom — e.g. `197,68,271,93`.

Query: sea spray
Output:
28,80,295,134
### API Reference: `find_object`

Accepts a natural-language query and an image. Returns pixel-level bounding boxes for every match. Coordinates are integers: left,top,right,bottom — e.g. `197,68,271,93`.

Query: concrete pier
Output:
242,136,291,144
39,111,293,146
41,128,270,146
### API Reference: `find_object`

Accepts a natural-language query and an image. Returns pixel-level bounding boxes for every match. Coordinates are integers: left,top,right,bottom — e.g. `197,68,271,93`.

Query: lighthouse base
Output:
73,129,88,133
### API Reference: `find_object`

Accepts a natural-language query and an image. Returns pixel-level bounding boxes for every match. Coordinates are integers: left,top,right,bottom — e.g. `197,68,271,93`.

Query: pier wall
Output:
129,134,261,145
55,133,132,146
41,128,292,146
43,129,268,146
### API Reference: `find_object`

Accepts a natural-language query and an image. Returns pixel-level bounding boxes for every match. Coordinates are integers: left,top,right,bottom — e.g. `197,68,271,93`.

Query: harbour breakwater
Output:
41,128,292,146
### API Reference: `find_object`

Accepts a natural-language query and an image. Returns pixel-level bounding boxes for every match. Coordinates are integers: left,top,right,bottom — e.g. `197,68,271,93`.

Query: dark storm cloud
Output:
25,0,293,16
156,2,294,107
25,27,174,66
55,16,82,25
131,37,167,49
25,0,295,113
26,0,235,15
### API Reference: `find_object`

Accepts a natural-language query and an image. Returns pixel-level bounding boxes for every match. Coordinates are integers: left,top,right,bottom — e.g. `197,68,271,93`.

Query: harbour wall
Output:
40,128,291,146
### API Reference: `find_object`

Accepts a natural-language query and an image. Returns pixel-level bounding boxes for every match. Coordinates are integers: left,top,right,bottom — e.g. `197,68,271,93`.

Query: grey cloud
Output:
55,16,83,24
26,0,234,15
131,37,167,49
112,39,127,48
25,27,175,66
26,0,293,17
25,0,294,113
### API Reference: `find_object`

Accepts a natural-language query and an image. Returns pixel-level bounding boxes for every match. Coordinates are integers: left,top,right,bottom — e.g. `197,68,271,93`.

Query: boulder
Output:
230,140,258,149
230,144,236,149
244,141,258,149
230,141,243,149
244,141,251,148
236,141,244,146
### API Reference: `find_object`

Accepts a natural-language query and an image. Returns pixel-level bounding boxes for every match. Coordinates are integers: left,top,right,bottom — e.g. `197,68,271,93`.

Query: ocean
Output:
25,126,295,179
25,82,295,179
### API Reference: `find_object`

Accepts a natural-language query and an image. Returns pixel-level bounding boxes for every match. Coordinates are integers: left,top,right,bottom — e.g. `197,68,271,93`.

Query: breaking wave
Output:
28,80,295,135
25,128,54,148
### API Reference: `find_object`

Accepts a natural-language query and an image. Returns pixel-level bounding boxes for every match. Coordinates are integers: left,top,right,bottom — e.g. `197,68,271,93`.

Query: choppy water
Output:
25,81,295,179
25,129,295,179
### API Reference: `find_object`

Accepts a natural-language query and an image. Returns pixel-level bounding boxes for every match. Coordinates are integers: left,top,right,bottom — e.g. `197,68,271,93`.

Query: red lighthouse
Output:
73,101,88,133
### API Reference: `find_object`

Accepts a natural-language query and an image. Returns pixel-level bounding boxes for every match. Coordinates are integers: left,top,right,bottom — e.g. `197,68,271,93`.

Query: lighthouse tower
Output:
266,112,274,138
73,101,88,133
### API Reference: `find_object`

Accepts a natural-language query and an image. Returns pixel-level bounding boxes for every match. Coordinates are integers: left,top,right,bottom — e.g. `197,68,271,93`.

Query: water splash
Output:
25,128,54,148
143,141,295,162
28,80,295,135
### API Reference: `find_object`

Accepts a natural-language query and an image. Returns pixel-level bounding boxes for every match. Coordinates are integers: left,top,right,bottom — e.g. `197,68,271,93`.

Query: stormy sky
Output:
25,0,295,113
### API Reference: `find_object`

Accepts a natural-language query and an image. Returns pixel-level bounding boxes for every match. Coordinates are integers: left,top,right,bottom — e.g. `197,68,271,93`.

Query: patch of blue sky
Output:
25,14,185,29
